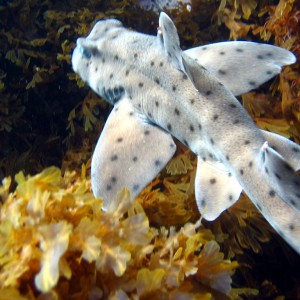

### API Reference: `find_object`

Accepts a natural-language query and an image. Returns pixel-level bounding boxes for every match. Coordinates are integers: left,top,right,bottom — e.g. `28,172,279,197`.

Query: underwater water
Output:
0,0,300,299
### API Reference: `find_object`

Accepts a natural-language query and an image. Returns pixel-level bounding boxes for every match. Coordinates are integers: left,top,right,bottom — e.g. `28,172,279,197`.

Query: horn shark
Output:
72,12,300,254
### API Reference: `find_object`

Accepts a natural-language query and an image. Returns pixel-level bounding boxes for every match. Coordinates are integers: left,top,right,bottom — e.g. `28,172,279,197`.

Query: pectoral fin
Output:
185,41,296,96
91,96,176,209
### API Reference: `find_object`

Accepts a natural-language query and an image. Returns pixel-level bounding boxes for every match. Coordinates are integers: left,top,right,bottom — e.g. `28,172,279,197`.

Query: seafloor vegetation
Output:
0,0,300,299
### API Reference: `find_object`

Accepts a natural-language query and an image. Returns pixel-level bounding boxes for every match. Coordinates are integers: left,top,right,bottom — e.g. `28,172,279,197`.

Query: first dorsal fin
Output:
158,12,183,71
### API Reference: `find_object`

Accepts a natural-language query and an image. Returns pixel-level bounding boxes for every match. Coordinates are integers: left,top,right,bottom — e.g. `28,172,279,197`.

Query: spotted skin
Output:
72,13,300,254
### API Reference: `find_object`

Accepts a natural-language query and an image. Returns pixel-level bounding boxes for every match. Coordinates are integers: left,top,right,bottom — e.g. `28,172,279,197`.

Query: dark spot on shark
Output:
290,199,296,206
202,157,207,161
129,111,134,116
172,85,177,91
206,90,212,96
244,140,250,145
174,108,180,115
182,74,188,80
125,69,130,76
144,130,150,135
114,55,119,60
266,52,273,57
139,82,144,88
133,184,140,191
198,123,202,130
111,176,117,183
110,73,114,79
289,224,295,231
201,199,206,206
292,147,300,153
218,69,226,75
274,172,282,180
257,55,264,59
95,67,98,72
133,156,138,162
229,103,237,108
202,47,207,51
257,204,262,211
294,180,300,188
249,81,256,86
106,184,112,191
269,190,276,197
228,195,233,201
265,167,269,174
226,155,230,161
134,53,138,58
159,62,164,67
283,163,293,172
213,114,219,121
240,169,244,175
155,160,161,167
150,61,154,66
248,161,253,167
189,125,194,132
210,178,216,184
117,137,123,143
233,119,240,124
228,172,232,177
209,153,214,159
266,70,273,75
219,51,225,55
154,78,160,85
190,99,195,104
155,101,159,107
236,48,243,52
210,138,214,145
168,51,171,57
102,58,105,63
148,112,152,118
111,154,118,161
167,123,172,131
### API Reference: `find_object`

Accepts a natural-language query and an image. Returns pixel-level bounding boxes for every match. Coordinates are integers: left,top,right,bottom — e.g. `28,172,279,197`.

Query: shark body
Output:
72,13,300,254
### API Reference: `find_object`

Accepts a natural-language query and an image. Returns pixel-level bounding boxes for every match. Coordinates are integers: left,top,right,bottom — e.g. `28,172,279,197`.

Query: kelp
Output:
0,166,240,299
1,0,300,299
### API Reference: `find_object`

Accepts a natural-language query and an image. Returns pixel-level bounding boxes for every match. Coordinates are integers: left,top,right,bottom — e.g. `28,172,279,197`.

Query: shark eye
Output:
80,46,92,59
